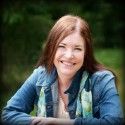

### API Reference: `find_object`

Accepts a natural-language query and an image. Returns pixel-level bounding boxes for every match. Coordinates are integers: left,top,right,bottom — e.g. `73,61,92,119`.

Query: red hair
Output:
36,15,105,73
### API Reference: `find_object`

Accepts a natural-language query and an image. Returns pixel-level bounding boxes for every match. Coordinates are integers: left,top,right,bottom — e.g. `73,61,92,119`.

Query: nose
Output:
64,49,74,59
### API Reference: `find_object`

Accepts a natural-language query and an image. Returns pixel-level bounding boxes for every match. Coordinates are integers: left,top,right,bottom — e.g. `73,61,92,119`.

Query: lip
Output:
60,60,76,66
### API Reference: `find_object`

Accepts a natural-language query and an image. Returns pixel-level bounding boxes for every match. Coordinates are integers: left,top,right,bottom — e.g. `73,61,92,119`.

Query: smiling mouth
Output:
60,61,76,67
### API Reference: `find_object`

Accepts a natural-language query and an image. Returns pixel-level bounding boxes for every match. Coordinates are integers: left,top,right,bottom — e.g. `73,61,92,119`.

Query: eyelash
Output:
75,48,82,51
58,45,65,49
58,45,82,51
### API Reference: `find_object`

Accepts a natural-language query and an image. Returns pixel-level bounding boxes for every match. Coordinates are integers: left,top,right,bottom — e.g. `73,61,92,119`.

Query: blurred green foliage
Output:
2,1,124,68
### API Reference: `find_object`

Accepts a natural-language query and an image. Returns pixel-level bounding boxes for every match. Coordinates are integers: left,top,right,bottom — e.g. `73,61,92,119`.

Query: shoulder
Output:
33,66,46,74
91,70,115,83
92,69,114,78
26,66,47,86
31,66,47,79
90,70,118,106
90,70,116,91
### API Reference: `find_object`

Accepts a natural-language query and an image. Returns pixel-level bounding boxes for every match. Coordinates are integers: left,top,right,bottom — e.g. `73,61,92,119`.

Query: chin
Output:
60,69,77,76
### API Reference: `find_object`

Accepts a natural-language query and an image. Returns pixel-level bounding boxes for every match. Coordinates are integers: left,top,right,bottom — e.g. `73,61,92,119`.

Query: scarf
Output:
37,71,92,118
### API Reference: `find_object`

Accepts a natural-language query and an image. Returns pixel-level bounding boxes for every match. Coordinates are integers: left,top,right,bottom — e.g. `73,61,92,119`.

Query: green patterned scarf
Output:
75,71,92,118
37,71,92,118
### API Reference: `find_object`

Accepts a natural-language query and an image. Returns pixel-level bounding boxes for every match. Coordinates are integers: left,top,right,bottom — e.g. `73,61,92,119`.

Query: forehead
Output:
60,33,85,46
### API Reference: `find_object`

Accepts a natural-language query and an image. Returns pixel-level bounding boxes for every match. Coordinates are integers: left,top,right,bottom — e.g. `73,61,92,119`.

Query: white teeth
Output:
61,61,74,66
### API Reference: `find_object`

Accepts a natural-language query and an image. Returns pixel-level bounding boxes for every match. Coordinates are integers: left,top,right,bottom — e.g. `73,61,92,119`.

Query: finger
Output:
31,117,42,125
36,118,50,125
36,119,46,125
37,121,45,125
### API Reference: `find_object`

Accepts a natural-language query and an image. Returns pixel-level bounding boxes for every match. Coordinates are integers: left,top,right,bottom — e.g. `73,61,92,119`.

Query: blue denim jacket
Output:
1,66,124,125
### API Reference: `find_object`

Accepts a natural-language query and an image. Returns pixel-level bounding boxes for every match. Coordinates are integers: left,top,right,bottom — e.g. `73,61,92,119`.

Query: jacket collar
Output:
36,66,84,95
36,67,57,87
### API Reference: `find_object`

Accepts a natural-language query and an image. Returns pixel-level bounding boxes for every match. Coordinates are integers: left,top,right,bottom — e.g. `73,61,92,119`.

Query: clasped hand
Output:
31,117,56,125
31,116,74,125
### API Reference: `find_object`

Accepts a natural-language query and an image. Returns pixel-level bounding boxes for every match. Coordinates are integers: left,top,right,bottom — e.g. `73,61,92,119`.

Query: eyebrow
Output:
59,43,83,47
75,45,83,48
59,43,66,45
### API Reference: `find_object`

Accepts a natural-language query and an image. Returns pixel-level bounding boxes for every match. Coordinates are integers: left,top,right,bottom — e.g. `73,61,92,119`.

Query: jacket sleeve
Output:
74,70,124,125
1,67,43,125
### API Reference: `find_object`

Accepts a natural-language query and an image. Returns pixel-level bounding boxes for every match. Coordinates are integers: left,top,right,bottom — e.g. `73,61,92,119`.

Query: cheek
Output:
80,57,84,65
77,54,85,67
53,51,61,64
53,54,58,64
54,50,63,60
77,53,84,61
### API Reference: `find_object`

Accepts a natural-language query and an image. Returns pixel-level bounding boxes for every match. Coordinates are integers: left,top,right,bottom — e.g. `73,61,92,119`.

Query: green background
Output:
1,0,124,115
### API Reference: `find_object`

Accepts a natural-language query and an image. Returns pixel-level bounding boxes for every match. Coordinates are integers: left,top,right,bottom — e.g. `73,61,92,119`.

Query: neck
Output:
58,75,73,91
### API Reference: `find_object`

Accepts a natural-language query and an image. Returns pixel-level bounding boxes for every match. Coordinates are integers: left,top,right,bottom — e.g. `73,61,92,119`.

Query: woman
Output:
1,15,124,125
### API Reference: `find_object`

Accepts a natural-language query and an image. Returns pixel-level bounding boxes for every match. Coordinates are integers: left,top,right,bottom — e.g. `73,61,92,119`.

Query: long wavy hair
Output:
36,15,105,74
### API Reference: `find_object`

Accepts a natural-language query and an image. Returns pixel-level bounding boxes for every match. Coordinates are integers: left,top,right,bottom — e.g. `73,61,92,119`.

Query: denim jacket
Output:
1,66,124,125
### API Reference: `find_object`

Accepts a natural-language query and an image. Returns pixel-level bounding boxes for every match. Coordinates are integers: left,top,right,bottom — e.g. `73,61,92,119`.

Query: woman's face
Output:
54,32,85,78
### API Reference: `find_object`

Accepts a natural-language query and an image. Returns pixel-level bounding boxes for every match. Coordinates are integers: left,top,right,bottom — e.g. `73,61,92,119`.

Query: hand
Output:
31,117,55,125
31,116,74,125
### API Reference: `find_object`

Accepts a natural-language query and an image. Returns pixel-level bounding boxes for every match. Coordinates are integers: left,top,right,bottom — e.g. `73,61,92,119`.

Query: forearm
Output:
2,109,32,125
31,117,75,125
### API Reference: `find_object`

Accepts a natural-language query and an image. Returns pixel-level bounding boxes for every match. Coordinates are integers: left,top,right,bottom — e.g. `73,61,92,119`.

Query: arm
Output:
30,70,124,125
1,67,42,125
31,117,75,125
74,71,124,125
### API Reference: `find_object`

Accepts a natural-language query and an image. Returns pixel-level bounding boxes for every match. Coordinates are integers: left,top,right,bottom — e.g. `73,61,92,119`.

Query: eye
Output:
58,45,65,48
75,48,82,51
